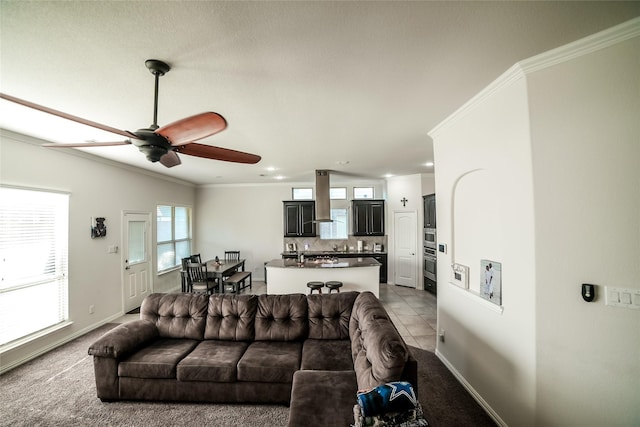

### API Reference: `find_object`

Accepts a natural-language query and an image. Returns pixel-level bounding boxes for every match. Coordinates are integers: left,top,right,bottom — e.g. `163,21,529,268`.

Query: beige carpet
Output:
0,324,495,426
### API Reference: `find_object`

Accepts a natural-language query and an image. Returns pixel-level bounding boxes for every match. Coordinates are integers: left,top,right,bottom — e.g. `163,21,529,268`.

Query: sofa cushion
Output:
255,294,308,341
204,294,258,341
118,338,199,379
301,339,354,371
177,340,249,382
307,291,358,339
237,341,301,383
141,293,209,340
287,370,358,427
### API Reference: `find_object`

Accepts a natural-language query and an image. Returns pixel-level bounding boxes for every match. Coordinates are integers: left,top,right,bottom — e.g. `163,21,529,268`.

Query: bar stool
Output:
307,281,324,294
326,281,343,293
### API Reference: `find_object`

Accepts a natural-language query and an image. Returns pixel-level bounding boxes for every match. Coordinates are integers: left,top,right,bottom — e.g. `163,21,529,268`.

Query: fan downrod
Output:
145,59,171,76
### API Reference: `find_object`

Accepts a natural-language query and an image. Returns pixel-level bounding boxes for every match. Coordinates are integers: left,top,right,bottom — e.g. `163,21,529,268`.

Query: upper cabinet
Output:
283,201,316,237
352,200,385,236
423,194,436,228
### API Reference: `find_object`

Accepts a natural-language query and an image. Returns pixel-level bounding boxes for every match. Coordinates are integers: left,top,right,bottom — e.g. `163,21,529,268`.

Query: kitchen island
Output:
265,257,381,297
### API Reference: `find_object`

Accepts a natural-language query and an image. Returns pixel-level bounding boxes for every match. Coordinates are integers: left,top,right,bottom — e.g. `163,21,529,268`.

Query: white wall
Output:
0,131,195,372
429,19,640,427
430,73,537,426
195,184,291,279
528,34,640,426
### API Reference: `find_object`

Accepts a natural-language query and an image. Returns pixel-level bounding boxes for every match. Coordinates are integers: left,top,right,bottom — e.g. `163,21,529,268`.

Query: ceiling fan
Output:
0,59,261,168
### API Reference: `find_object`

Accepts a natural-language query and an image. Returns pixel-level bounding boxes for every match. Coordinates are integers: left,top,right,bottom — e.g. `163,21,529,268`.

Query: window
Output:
353,187,374,199
292,188,313,200
330,187,347,200
319,208,348,239
157,205,192,272
0,186,69,346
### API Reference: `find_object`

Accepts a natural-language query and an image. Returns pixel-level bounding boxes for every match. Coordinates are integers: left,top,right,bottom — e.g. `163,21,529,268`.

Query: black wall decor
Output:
91,217,107,238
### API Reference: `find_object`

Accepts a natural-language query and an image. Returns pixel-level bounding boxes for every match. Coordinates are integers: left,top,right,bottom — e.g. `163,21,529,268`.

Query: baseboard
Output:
435,349,507,427
0,312,123,375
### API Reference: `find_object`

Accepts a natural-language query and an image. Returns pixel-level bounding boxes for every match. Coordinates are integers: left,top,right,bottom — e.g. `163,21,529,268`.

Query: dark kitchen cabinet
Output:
371,253,388,283
352,200,385,236
423,194,436,228
283,201,316,237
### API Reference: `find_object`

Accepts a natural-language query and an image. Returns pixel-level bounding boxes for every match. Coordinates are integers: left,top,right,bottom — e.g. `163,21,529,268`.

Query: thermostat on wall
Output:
438,243,447,254
451,263,469,289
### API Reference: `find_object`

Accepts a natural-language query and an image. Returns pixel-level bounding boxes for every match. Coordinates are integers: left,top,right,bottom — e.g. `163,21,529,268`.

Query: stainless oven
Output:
424,246,437,281
424,228,436,249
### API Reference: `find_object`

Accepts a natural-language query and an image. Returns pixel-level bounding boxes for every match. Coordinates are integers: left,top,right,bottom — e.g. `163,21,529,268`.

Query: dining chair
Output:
180,254,202,292
221,251,241,291
224,251,240,262
186,262,217,294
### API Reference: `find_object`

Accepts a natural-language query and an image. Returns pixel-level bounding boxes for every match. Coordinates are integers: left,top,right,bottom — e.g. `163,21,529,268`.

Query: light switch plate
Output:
605,286,640,309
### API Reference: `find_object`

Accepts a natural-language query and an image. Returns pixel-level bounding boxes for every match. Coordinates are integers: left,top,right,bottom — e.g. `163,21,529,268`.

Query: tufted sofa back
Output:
205,294,258,340
255,294,308,341
141,293,209,340
349,291,409,390
307,291,358,339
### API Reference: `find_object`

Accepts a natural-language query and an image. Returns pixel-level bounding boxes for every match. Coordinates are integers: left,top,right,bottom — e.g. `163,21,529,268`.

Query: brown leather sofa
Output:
88,291,416,426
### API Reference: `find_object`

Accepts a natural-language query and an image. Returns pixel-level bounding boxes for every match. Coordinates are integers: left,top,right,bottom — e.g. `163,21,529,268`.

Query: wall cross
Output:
400,197,408,207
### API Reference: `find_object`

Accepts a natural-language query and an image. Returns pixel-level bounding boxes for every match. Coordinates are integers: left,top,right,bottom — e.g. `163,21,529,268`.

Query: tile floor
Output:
115,281,438,352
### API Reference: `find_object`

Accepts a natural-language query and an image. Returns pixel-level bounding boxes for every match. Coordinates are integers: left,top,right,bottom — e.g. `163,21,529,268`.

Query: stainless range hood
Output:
315,170,332,222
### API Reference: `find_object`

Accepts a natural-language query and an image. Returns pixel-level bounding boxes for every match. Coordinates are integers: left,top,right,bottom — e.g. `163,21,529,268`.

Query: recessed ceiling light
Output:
266,166,278,172
384,174,394,178
425,162,434,167
274,175,285,180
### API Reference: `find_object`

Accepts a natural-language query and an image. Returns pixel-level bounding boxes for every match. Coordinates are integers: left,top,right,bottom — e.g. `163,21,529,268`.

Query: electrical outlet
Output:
89,305,95,314
439,329,445,343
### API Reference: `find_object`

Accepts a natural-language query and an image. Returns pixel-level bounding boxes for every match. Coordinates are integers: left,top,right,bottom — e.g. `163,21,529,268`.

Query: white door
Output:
394,211,418,288
122,212,152,312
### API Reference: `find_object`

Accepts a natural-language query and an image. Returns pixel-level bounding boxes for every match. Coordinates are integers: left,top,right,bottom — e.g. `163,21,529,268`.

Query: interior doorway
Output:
393,210,418,288
122,211,152,312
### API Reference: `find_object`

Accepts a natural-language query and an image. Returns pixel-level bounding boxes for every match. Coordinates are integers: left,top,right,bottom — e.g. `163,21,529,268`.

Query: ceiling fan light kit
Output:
0,59,260,168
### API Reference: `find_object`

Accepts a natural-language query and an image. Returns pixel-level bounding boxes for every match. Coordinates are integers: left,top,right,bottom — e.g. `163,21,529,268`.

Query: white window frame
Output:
292,188,313,200
330,187,347,200
353,187,375,199
0,186,69,348
157,205,192,273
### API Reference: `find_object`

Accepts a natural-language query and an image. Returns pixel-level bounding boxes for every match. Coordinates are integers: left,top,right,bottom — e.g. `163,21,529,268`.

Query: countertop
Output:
281,251,387,257
266,257,381,269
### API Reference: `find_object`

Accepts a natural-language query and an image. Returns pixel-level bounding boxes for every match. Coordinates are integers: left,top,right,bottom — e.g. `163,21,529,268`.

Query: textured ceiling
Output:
1,1,638,185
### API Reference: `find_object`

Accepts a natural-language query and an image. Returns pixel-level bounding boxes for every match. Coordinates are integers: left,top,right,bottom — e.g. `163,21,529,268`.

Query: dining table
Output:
205,258,246,293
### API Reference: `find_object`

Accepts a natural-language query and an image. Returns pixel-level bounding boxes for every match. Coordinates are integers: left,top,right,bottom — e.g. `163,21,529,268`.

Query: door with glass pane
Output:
122,212,151,312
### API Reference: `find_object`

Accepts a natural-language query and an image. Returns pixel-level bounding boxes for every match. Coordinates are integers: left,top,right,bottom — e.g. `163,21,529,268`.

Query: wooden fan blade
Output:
0,93,141,140
155,112,227,146
160,150,181,168
42,140,132,148
177,143,261,164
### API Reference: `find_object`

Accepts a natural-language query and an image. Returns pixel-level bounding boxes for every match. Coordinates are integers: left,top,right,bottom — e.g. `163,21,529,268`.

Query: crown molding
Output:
429,17,640,138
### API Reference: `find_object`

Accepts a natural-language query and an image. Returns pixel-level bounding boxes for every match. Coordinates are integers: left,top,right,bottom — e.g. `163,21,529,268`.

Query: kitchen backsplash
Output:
283,236,387,253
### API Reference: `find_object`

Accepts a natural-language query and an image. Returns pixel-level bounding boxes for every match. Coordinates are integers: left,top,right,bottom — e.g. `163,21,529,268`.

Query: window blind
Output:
0,186,69,346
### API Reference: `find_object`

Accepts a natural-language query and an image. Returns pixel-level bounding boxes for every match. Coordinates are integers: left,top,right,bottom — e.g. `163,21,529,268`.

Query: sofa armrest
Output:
88,319,158,359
